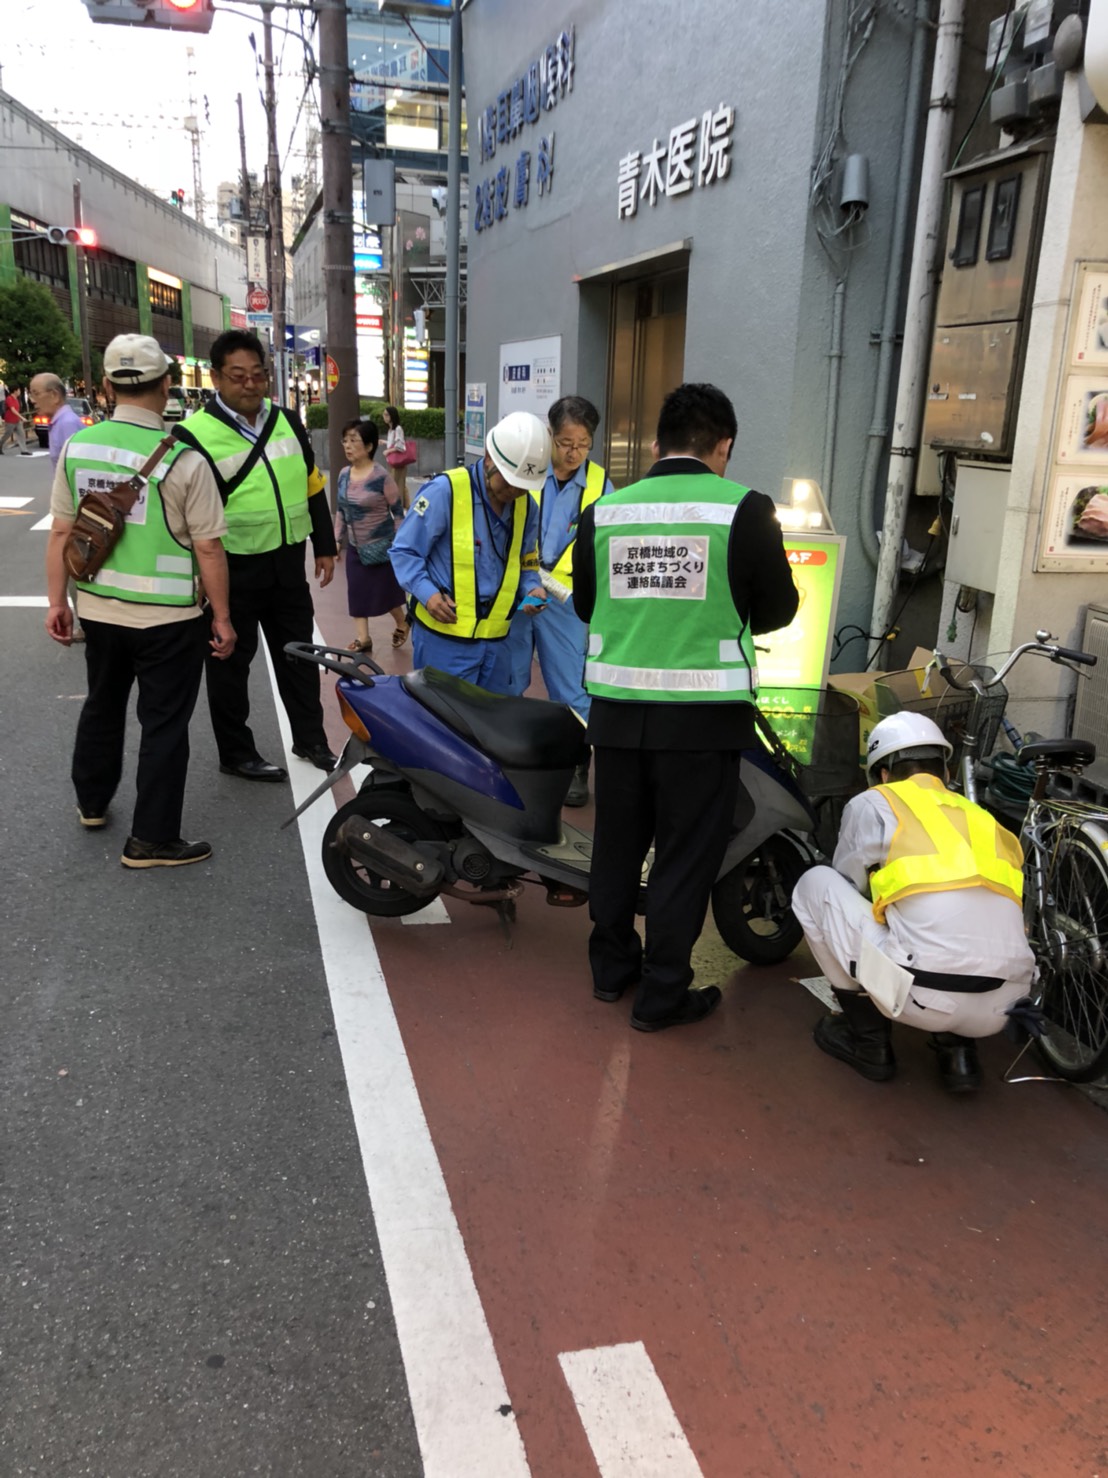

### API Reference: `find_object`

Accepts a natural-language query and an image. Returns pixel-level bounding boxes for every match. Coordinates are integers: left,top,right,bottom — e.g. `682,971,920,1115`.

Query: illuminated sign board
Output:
756,535,844,692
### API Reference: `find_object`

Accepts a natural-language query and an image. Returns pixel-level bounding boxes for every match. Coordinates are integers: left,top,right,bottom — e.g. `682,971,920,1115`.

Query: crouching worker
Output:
791,713,1035,1093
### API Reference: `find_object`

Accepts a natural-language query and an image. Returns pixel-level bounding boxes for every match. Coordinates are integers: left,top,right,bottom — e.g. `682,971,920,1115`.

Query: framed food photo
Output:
1072,265,1108,369
1054,376,1108,464
1037,471,1108,571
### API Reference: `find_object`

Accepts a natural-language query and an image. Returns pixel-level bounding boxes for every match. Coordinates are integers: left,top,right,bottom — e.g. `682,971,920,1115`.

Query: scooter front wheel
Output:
711,835,807,966
322,791,446,917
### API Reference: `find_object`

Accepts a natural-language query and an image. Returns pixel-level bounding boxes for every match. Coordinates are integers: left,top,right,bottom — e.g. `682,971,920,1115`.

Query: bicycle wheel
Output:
1031,830,1108,1082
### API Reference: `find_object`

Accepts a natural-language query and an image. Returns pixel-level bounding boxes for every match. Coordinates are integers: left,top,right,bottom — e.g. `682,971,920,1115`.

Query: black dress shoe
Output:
593,983,628,1003
631,985,722,1033
929,1032,983,1093
220,758,288,782
292,744,338,772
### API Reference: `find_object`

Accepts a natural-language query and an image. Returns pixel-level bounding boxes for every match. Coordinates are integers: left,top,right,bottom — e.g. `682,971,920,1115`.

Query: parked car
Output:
164,386,187,421
32,396,99,449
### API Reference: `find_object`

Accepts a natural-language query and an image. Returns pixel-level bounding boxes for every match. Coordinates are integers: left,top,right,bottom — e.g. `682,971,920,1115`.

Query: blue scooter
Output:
283,643,822,964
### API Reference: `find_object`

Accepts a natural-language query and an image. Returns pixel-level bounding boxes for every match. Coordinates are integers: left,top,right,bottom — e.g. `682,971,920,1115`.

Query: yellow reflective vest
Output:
413,466,535,641
869,775,1024,923
536,458,607,594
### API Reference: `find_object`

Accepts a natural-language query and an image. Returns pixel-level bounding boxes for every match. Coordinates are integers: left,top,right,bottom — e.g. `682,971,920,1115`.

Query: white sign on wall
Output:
246,235,267,285
617,104,735,219
465,382,488,460
498,335,561,421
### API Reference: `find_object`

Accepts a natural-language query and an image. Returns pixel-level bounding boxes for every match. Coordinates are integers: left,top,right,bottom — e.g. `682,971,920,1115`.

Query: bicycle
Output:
919,631,1107,1083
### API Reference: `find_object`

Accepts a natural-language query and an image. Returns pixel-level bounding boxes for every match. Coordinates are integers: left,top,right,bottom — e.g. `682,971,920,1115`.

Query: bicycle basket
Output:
757,687,865,799
872,662,1007,772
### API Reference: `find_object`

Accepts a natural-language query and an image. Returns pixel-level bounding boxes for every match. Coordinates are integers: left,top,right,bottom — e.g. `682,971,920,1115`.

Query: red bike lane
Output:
313,589,1108,1477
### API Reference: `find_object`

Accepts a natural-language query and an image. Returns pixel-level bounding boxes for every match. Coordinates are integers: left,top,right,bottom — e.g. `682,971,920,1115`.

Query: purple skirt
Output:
345,546,406,617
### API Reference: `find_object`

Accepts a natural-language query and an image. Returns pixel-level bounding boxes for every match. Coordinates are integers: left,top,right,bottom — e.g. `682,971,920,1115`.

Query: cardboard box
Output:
828,650,943,761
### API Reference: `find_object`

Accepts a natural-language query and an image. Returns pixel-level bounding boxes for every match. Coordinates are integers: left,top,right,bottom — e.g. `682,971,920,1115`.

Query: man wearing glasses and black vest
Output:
178,330,338,781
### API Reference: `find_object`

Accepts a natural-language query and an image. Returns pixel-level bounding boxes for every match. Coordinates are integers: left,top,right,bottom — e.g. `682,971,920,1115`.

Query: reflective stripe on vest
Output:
182,405,311,555
413,466,528,641
584,472,757,705
539,459,606,593
869,775,1024,923
65,422,196,607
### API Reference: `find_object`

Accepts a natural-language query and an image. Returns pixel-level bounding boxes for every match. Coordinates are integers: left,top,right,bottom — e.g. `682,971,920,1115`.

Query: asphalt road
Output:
0,449,423,1476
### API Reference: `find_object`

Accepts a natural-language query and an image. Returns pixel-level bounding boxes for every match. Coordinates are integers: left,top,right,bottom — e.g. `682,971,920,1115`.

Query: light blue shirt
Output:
537,458,615,570
47,403,86,469
389,459,541,616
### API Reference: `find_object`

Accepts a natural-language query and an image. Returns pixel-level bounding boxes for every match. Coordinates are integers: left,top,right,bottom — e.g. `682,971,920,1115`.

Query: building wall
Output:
0,89,244,352
461,0,921,648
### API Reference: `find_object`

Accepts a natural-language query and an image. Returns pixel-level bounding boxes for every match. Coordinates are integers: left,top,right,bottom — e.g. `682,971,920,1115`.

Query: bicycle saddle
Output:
402,667,588,770
1015,738,1096,767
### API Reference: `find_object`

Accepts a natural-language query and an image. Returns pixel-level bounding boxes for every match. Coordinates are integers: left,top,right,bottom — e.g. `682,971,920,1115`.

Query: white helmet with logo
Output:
486,412,552,491
865,712,952,783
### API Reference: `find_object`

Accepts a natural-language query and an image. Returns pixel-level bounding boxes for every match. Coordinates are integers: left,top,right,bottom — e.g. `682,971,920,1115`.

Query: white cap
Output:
486,411,552,491
103,334,173,385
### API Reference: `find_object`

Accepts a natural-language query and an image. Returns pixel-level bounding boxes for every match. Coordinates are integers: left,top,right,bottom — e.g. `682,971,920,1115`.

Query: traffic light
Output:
45,226,99,248
169,189,186,209
81,0,215,34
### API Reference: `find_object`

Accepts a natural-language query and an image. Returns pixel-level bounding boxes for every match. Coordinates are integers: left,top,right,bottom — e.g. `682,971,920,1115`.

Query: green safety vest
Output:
65,421,196,606
535,459,607,594
869,775,1024,923
584,472,758,703
413,466,535,641
178,402,311,555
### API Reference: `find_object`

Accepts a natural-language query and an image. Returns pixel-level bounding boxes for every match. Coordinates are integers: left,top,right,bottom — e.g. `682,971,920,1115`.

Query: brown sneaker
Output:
121,836,212,869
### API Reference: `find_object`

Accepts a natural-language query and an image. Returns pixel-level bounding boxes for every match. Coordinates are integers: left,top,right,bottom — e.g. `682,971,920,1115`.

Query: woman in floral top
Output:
333,419,408,652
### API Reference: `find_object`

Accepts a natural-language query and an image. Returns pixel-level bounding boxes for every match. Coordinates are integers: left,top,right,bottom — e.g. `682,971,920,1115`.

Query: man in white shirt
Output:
792,713,1035,1093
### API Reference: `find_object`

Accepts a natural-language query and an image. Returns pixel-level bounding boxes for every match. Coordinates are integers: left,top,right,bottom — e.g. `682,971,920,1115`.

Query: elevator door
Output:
605,270,687,486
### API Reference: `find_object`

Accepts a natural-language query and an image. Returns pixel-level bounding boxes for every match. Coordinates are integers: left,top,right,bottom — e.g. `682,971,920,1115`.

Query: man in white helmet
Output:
389,411,549,690
791,711,1036,1092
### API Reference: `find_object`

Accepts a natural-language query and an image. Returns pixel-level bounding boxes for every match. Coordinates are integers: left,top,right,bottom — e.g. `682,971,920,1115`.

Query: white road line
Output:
0,496,33,508
263,637,530,1477
558,1343,704,1478
402,896,451,925
31,514,53,531
0,595,49,606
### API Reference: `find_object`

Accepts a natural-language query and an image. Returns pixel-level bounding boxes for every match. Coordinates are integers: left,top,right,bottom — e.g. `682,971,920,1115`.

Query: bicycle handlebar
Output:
933,633,1096,691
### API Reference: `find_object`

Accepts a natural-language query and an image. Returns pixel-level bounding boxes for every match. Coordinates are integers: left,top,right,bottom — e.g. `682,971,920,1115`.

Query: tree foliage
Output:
0,276,81,388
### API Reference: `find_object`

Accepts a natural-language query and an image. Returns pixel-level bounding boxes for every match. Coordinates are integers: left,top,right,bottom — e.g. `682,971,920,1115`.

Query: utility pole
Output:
72,180,94,404
444,0,462,467
262,4,287,404
317,0,357,489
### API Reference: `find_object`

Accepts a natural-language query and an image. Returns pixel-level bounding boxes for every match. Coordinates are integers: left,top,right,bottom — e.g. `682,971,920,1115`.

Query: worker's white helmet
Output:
866,712,952,783
486,411,552,491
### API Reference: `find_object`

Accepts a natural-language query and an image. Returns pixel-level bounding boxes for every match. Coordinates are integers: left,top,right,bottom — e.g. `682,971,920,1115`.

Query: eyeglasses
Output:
220,368,269,386
553,438,591,455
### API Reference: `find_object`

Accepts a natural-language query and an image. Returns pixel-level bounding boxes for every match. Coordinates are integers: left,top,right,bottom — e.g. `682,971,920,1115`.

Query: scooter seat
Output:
402,667,588,769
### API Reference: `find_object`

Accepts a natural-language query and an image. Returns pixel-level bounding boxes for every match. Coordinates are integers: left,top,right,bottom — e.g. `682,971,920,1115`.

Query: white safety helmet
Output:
486,411,552,491
865,712,952,783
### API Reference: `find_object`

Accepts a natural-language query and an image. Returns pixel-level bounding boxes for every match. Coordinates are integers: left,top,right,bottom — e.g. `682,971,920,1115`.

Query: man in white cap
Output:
388,410,550,690
44,333,236,868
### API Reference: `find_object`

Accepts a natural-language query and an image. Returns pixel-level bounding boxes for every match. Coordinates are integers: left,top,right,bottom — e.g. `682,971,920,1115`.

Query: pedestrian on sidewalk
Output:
334,418,408,654
44,333,236,869
382,405,411,509
0,383,33,454
505,395,614,808
573,382,798,1033
389,411,548,693
791,713,1037,1093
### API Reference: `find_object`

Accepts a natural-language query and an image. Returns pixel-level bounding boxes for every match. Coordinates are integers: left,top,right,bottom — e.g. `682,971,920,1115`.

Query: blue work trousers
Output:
505,592,590,719
412,624,513,693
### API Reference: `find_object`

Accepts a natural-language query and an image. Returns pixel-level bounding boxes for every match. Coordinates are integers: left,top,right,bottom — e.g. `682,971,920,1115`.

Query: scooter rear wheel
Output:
711,835,807,966
322,791,446,917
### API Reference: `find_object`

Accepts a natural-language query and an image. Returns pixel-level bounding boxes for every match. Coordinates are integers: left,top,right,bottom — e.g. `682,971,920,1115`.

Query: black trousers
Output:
206,561,327,766
73,616,207,842
588,747,743,1019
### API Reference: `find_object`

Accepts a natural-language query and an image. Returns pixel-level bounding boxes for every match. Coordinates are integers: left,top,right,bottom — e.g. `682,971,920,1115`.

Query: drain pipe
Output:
821,278,846,498
857,0,933,569
868,0,965,663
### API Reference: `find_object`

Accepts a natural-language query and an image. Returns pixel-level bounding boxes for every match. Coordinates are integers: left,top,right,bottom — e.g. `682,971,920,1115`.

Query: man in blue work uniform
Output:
506,396,614,806
389,411,551,691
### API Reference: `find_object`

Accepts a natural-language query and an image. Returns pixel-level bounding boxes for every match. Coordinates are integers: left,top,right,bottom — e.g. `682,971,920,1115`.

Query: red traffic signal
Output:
81,0,214,34
45,226,98,248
